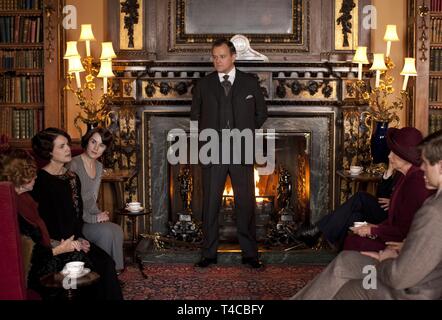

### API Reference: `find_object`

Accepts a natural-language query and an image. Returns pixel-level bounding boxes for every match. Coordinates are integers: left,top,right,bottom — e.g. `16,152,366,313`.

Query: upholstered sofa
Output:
0,182,39,299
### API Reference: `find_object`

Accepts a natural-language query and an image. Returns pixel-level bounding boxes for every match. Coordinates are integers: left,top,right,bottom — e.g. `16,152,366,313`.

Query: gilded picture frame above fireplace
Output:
169,0,309,53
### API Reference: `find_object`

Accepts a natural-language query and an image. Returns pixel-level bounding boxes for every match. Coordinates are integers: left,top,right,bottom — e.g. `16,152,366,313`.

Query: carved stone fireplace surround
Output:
111,61,362,237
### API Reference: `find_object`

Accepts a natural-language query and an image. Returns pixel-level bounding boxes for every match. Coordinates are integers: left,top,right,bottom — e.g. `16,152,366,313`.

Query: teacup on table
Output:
126,201,141,211
349,165,363,175
353,221,368,228
65,261,84,274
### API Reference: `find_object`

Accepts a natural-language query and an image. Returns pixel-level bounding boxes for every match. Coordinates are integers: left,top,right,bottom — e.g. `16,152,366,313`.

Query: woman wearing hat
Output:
292,130,442,300
342,127,435,252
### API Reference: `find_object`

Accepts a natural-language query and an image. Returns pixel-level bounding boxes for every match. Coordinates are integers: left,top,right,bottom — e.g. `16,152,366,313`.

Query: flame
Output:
222,168,264,203
223,185,233,196
255,168,264,203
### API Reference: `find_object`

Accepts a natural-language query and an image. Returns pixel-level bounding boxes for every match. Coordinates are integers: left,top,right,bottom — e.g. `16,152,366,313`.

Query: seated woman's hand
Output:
350,225,372,238
378,198,390,211
53,235,78,255
78,238,91,253
97,211,110,223
385,241,404,253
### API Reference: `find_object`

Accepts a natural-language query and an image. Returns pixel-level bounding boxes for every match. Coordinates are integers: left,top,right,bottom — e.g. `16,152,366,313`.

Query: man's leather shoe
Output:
195,257,217,268
242,257,264,269
294,224,322,248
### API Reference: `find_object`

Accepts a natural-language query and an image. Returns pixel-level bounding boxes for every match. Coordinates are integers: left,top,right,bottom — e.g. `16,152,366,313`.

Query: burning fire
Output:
223,168,264,203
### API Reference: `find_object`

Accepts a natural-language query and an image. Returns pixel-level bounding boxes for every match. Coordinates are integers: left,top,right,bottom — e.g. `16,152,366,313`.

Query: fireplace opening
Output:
167,132,310,243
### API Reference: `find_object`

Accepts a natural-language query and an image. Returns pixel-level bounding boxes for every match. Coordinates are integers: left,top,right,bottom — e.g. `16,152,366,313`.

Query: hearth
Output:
166,131,310,242
142,108,335,243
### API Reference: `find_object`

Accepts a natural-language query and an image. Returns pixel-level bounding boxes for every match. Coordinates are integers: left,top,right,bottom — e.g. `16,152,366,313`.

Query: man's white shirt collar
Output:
218,68,236,84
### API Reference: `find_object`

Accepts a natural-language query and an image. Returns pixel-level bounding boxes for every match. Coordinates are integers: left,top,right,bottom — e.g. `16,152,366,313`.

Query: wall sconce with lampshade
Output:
64,24,118,135
351,24,418,169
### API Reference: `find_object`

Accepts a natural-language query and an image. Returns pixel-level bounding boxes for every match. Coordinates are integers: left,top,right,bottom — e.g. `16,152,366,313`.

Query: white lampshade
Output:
100,42,117,60
64,41,80,59
384,25,400,42
353,46,369,64
67,56,85,74
79,24,96,41
400,58,417,76
370,54,388,71
97,59,115,78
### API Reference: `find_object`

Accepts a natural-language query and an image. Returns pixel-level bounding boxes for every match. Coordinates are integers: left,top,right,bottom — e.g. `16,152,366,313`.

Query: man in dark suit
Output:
190,38,268,268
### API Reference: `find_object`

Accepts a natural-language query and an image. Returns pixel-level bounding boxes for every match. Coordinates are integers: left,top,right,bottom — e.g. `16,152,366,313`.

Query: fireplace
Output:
142,108,336,242
104,58,366,249
166,132,310,242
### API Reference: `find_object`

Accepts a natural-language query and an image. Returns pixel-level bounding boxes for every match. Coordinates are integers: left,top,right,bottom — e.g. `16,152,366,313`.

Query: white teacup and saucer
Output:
353,221,368,228
349,165,363,176
126,201,144,212
61,261,91,278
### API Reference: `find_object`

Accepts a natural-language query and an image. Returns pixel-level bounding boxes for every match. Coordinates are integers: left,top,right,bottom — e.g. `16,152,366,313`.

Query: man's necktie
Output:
221,74,231,96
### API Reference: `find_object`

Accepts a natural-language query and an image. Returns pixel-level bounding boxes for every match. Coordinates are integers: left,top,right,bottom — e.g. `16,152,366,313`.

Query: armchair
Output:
0,182,27,299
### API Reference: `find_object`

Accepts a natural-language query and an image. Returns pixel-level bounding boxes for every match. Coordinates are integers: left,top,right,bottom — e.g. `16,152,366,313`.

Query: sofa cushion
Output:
0,182,27,300
20,235,35,284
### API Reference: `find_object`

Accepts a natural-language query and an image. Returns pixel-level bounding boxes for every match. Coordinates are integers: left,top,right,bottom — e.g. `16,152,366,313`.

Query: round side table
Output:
117,208,150,246
117,208,150,278
117,208,150,279
40,271,100,300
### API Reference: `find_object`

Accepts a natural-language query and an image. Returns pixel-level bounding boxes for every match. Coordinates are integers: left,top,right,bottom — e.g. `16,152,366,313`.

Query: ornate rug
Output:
118,264,324,300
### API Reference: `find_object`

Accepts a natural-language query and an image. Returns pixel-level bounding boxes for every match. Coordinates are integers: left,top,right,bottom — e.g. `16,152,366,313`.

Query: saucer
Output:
348,171,362,176
126,206,144,212
61,267,91,278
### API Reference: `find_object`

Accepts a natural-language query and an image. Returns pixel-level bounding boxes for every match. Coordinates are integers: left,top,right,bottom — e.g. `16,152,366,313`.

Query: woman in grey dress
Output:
68,127,124,271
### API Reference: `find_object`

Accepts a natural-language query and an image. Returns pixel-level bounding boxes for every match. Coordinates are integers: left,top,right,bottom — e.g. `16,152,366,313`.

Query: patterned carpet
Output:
118,263,324,300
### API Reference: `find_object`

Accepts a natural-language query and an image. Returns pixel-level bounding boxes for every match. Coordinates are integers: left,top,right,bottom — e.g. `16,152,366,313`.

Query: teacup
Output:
65,261,84,274
349,165,363,175
127,201,141,210
353,221,367,228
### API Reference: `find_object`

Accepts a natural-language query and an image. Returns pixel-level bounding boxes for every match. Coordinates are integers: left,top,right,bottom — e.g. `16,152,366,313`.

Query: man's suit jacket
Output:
291,192,442,300
376,191,442,299
190,69,267,131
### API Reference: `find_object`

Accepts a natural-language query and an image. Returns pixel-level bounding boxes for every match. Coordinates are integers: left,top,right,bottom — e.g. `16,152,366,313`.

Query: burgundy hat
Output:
386,127,423,166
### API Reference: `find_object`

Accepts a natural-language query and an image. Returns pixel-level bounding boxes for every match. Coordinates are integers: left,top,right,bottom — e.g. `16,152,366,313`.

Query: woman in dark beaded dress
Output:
30,128,122,300
0,149,92,299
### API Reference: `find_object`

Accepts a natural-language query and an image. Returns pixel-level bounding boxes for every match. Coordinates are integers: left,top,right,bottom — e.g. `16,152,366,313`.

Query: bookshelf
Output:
429,1,442,134
0,0,64,147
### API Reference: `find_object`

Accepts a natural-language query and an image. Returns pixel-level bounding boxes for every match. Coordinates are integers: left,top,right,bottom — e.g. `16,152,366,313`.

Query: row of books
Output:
429,49,442,71
431,0,442,11
0,16,42,44
0,108,44,139
431,18,442,43
0,75,43,103
429,112,442,134
0,49,43,69
0,0,41,10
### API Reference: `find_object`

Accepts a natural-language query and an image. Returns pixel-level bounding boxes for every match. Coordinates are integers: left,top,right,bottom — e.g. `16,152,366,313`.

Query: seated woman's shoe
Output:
294,224,322,248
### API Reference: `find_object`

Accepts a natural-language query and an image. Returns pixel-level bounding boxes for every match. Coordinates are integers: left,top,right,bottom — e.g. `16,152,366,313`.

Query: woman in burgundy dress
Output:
343,127,435,252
